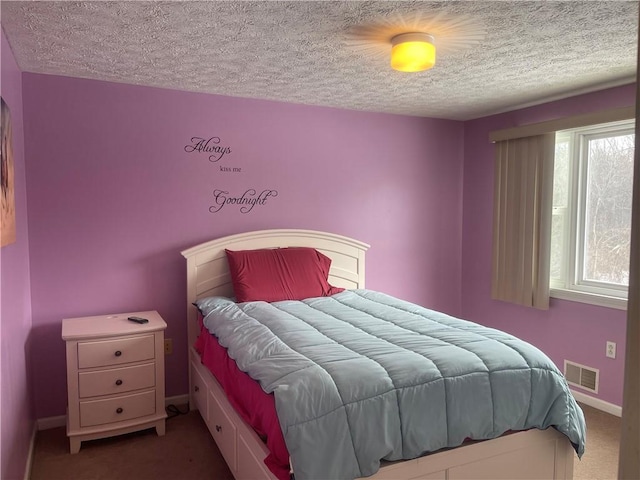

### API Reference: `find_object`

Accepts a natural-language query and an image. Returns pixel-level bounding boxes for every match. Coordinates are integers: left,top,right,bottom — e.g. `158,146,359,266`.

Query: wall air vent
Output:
564,360,599,393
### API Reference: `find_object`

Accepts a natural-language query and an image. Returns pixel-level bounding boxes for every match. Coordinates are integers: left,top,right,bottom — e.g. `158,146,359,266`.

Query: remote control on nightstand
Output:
128,316,149,324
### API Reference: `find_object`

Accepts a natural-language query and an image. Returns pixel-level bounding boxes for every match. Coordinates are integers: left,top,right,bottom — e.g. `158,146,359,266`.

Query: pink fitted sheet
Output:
195,322,290,480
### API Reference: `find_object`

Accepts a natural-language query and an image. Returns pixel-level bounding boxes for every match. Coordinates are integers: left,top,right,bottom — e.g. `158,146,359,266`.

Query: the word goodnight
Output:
184,136,232,162
210,189,278,214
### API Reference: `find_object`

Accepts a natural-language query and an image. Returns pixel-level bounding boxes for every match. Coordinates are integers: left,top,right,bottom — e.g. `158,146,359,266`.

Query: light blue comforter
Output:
199,289,586,480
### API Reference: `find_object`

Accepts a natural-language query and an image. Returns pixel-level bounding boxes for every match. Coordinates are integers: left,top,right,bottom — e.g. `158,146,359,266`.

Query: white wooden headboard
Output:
180,229,370,347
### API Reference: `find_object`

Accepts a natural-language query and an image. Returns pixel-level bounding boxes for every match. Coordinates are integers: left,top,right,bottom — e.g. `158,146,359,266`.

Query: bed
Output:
181,229,584,480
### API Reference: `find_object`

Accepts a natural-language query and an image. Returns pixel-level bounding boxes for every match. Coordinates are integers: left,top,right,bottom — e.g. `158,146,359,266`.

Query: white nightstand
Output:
62,310,168,453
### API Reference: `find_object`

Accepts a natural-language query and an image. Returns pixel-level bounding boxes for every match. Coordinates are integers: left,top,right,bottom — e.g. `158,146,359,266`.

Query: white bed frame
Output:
181,229,575,480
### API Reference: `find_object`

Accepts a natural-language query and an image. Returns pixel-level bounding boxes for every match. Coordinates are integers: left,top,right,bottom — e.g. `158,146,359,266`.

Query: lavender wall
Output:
462,84,635,407
22,73,465,418
1,30,34,479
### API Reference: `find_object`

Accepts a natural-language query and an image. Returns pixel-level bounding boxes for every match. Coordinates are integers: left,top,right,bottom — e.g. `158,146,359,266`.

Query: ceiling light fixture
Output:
391,33,436,72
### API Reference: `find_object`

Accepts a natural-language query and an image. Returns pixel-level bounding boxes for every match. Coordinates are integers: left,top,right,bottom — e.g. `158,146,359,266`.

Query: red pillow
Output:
225,247,344,303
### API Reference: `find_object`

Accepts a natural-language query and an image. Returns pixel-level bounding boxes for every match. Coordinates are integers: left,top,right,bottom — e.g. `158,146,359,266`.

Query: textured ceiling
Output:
1,1,638,120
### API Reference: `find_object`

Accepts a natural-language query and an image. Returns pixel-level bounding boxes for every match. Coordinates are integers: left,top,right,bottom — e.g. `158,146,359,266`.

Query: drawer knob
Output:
215,425,222,432
115,379,123,386
114,350,122,357
194,386,199,392
116,407,123,414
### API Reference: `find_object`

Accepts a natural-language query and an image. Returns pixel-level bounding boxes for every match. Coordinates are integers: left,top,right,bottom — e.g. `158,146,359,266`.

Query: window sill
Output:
550,288,627,310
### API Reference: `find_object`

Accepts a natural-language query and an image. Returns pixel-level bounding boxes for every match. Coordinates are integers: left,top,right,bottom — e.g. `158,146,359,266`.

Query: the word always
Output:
184,136,231,162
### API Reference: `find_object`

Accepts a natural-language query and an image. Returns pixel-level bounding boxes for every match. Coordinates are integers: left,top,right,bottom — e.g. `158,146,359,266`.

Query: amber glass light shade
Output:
391,33,436,72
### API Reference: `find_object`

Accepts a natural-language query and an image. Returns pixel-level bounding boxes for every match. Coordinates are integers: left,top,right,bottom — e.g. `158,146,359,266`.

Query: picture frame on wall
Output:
1,96,16,247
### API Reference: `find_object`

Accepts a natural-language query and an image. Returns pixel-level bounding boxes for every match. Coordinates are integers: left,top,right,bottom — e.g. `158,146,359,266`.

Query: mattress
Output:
198,289,586,480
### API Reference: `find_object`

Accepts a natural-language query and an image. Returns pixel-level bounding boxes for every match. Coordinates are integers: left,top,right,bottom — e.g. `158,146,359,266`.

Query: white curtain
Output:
491,133,555,309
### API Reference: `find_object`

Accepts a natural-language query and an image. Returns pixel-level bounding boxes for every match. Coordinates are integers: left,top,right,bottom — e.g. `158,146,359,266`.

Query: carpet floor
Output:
30,407,233,480
573,403,621,480
29,402,619,480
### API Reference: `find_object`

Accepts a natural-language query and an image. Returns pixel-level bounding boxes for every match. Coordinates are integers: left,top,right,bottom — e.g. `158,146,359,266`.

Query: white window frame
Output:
550,119,633,310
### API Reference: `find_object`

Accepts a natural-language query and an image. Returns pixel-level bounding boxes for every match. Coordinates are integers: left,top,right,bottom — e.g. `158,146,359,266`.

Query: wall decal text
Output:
184,136,232,162
210,189,278,214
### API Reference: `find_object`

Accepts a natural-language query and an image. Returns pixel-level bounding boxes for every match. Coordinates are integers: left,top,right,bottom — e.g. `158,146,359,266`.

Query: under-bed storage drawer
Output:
237,434,274,480
191,360,208,417
190,354,238,473
79,389,156,427
208,389,237,472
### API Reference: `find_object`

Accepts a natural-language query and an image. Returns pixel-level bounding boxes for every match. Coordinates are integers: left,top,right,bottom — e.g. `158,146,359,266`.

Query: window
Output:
551,119,634,309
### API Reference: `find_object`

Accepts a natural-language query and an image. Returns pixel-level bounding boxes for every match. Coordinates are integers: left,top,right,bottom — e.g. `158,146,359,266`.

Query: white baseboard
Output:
36,394,191,431
24,423,37,480
37,415,66,430
571,389,622,417
165,394,189,407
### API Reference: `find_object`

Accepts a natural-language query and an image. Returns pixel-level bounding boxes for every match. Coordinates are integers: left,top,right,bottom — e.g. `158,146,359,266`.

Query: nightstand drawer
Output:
78,335,155,368
80,390,156,427
79,362,155,398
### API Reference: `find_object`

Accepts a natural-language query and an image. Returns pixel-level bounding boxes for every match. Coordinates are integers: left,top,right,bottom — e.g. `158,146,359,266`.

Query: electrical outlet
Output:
606,341,616,359
164,338,173,355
